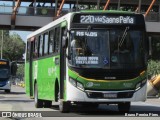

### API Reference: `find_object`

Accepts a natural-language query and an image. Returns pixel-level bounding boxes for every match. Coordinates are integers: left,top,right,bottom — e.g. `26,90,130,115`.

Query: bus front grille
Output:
86,91,134,99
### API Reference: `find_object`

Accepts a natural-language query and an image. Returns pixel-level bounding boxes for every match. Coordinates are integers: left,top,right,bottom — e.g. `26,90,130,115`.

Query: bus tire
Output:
118,102,130,112
44,100,52,108
34,83,43,108
59,101,70,113
55,80,59,102
5,89,11,93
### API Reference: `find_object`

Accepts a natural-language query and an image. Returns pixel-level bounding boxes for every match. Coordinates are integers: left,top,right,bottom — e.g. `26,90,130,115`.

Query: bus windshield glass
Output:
69,29,145,69
0,69,9,78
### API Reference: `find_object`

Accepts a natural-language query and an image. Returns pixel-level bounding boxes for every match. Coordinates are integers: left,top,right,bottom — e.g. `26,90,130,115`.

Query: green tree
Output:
1,31,25,61
148,36,160,79
151,38,160,60
0,30,9,59
148,60,160,79
16,64,24,81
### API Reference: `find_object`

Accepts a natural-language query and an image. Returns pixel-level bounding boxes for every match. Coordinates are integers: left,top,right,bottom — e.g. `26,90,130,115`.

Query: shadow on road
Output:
131,105,160,111
50,104,124,116
0,99,33,103
50,104,160,116
0,91,26,95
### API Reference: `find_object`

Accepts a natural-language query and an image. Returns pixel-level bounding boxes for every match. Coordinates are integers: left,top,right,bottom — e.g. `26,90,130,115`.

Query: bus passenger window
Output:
44,32,49,55
32,40,35,58
49,30,55,54
26,41,30,61
34,38,38,58
38,35,43,57
55,27,60,53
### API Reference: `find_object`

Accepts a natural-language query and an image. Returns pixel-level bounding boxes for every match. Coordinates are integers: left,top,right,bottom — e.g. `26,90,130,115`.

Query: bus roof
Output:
26,10,141,41
26,13,72,40
80,10,135,14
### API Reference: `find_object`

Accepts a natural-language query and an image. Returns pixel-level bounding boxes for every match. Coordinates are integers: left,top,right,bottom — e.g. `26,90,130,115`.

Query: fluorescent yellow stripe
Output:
70,69,139,82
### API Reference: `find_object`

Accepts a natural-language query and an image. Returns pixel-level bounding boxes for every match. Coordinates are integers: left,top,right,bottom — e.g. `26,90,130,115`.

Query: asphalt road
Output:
0,85,160,120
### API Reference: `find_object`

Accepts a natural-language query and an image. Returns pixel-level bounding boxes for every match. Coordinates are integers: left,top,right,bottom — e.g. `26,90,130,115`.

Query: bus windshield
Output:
69,29,145,69
0,69,9,78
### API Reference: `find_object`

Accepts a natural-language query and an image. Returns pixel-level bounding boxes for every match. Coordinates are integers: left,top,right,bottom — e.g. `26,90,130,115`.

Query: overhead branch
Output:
144,0,156,18
57,0,66,17
103,0,110,10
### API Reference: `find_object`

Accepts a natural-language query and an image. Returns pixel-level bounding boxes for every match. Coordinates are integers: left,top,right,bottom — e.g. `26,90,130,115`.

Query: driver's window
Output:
71,36,85,56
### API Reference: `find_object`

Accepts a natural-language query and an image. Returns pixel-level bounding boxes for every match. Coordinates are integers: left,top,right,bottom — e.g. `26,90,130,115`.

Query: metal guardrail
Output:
0,5,12,13
145,12,160,22
0,5,160,21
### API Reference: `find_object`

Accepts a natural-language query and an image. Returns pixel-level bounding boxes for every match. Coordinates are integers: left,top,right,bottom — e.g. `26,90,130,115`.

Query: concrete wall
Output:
0,14,11,25
15,16,53,27
146,22,160,33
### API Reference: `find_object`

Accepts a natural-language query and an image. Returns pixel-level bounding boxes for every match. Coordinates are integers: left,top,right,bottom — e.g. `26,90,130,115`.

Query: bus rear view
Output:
0,59,11,93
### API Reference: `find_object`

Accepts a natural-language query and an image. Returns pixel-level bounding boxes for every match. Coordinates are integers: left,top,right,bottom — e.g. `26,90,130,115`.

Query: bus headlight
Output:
135,83,141,91
135,79,147,91
69,78,76,87
69,78,84,91
77,82,84,91
7,80,10,84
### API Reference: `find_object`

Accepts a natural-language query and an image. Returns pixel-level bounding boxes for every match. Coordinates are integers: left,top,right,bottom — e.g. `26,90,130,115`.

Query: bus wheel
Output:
55,81,59,102
59,101,70,113
5,89,11,93
118,102,130,112
34,84,43,108
44,100,52,108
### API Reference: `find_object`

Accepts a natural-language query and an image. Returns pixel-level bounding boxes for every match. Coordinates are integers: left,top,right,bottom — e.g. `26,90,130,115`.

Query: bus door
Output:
60,26,67,100
29,38,34,97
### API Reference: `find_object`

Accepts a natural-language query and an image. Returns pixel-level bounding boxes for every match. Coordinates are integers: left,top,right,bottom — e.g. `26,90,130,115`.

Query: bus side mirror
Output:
62,36,68,49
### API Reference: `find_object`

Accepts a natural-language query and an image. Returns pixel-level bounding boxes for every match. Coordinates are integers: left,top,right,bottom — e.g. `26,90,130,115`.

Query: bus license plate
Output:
104,93,117,98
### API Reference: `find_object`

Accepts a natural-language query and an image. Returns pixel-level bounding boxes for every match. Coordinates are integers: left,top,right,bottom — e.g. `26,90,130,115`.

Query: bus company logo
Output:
123,83,133,88
86,82,94,87
104,77,116,80
48,67,55,76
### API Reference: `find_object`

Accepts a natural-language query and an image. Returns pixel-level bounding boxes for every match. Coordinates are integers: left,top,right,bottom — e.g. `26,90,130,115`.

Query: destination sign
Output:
80,15,135,24
0,61,7,65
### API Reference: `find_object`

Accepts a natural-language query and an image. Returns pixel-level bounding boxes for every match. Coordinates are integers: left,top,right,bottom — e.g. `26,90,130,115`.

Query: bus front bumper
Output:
0,81,11,90
66,81,147,103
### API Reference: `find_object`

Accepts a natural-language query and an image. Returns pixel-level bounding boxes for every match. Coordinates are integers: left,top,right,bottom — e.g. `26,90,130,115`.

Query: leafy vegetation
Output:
148,60,160,79
0,30,25,78
16,64,24,81
0,30,25,61
148,36,160,79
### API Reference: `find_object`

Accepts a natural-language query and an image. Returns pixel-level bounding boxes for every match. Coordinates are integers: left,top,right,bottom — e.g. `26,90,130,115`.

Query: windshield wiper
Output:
84,25,92,45
118,26,129,47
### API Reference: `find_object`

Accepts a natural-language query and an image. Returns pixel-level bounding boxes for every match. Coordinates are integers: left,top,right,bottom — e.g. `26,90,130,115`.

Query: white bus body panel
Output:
66,79,147,102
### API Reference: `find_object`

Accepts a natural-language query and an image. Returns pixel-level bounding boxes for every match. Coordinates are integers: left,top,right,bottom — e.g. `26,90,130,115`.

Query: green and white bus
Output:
25,10,148,112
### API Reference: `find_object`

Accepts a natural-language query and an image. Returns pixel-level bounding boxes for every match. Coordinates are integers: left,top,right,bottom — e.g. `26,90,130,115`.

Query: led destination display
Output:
72,13,145,26
80,15,135,24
